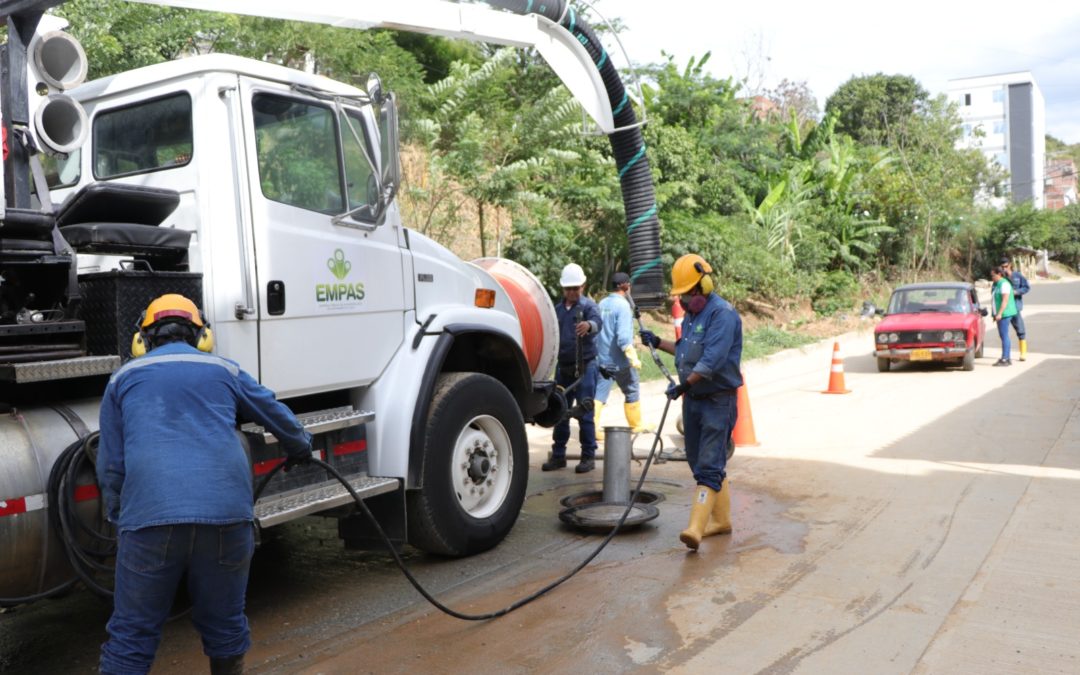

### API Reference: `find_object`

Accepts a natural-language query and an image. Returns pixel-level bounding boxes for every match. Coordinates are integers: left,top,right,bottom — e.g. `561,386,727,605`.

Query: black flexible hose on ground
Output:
255,397,672,621
486,0,666,310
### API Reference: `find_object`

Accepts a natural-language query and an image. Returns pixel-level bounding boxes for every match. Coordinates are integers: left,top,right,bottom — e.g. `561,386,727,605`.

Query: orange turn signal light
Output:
475,288,496,308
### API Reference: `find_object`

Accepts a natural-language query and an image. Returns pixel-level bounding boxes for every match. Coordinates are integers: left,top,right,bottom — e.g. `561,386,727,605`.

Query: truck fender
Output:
406,324,543,488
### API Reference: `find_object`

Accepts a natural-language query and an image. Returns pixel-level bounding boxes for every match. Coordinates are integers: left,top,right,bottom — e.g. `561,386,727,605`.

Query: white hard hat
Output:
559,263,586,287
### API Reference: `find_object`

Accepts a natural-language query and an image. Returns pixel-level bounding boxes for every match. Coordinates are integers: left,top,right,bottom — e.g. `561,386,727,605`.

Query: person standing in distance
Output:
97,294,313,675
545,263,601,473
1000,257,1030,361
990,266,1017,366
639,254,742,550
594,272,647,440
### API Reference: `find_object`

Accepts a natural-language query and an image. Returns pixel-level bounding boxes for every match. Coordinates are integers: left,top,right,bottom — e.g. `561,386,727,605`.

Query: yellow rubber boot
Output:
593,401,605,442
680,485,717,550
624,401,651,433
703,480,732,537
1019,339,1028,361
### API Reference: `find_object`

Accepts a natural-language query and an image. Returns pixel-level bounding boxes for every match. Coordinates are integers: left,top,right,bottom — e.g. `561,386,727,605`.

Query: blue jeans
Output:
997,317,1012,360
100,522,255,675
682,393,737,491
553,360,598,460
1009,312,1026,340
595,365,640,404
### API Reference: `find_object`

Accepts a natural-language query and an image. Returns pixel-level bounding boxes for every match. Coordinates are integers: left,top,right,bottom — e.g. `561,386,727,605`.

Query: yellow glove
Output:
623,345,642,370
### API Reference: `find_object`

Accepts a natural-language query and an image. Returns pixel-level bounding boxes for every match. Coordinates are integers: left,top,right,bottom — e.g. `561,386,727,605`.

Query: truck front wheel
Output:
407,372,528,556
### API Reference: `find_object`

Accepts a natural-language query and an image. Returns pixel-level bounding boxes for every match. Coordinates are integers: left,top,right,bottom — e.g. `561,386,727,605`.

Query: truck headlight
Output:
889,333,899,343
877,333,888,343
942,331,954,341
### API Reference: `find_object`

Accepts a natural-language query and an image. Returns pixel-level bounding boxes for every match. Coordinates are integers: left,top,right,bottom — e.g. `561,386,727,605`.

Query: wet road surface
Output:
3,279,1079,674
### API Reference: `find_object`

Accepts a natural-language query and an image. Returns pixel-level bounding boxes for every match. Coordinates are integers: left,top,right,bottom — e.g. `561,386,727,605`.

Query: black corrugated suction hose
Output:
486,0,666,309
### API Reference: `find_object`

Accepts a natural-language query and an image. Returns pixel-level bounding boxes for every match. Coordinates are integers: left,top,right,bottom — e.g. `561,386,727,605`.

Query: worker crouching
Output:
639,255,742,550
97,294,313,675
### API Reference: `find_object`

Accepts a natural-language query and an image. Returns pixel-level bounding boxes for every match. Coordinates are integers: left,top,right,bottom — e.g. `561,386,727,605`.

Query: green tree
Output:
825,73,928,146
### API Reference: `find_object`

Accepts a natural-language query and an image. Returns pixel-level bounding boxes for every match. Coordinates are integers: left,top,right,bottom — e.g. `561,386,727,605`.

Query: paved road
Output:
3,279,1078,674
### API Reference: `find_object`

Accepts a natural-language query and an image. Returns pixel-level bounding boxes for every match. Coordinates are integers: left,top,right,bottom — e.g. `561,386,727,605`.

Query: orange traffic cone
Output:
732,381,759,446
822,342,851,394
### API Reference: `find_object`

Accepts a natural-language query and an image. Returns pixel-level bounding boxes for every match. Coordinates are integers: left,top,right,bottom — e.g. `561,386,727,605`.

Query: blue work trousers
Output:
997,317,1012,361
553,360,598,460
682,392,737,491
1009,312,1026,340
100,522,255,675
595,365,640,404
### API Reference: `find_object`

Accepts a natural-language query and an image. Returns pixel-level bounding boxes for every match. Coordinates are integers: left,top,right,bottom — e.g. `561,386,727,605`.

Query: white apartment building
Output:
948,71,1045,208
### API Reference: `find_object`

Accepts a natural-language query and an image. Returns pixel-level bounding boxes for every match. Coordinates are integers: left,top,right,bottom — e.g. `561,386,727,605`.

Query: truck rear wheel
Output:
407,372,528,556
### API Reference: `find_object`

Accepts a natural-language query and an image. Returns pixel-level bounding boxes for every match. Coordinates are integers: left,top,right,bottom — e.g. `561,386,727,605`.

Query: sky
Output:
592,0,1080,145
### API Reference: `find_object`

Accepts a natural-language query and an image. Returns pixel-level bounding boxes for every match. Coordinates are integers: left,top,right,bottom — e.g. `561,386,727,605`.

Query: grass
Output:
636,325,818,382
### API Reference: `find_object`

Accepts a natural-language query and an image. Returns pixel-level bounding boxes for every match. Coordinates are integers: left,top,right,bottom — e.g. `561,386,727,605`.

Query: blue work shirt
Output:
597,293,634,370
97,342,312,532
675,293,743,394
555,296,600,365
1009,270,1030,311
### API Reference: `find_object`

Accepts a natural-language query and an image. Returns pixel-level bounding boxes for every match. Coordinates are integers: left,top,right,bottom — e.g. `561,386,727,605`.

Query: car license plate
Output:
910,349,933,361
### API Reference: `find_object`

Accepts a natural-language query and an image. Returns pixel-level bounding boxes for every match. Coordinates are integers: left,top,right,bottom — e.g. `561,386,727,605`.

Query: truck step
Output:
242,406,375,444
0,355,120,383
255,474,399,528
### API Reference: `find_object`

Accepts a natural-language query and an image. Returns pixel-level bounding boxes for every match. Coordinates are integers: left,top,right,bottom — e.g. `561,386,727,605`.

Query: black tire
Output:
877,357,890,373
975,338,984,359
962,350,975,371
406,373,528,557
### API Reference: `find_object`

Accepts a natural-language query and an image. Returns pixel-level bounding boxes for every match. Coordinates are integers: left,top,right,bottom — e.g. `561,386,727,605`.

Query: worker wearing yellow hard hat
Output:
639,254,743,550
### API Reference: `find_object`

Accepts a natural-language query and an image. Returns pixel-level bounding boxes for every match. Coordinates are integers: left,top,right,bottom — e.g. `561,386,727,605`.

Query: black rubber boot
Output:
575,459,595,474
210,655,245,675
542,457,567,471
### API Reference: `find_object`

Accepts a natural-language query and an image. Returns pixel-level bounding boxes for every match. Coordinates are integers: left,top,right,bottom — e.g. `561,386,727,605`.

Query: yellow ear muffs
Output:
195,324,214,352
131,330,148,358
693,261,715,295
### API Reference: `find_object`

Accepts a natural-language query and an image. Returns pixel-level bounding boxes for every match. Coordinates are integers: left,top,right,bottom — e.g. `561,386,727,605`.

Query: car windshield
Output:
888,288,970,314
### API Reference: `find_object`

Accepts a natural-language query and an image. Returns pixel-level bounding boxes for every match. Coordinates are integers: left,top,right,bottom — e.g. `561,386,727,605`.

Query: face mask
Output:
680,293,707,314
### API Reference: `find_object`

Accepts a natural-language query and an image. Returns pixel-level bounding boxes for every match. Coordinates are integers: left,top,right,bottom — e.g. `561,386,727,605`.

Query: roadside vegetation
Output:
58,2,1080,326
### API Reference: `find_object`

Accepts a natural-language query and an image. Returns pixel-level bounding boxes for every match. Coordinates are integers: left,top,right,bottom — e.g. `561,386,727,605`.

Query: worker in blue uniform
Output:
97,294,312,675
545,263,602,473
594,271,646,439
640,254,742,550
1000,257,1030,361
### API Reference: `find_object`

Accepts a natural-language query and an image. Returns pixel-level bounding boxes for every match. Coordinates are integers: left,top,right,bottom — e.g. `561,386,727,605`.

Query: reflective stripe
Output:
110,352,239,384
831,364,843,372
0,494,46,517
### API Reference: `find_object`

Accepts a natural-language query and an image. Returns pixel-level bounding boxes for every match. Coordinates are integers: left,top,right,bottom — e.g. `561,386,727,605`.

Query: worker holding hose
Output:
639,255,742,550
97,294,313,675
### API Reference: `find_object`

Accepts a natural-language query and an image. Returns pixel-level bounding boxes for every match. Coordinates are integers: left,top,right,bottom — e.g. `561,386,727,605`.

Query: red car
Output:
873,282,987,372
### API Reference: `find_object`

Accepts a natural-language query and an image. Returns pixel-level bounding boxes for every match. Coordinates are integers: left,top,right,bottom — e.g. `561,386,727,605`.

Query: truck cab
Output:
3,49,560,603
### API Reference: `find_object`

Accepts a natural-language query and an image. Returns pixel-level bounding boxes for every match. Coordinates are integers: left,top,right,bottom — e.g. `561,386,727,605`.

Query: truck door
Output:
238,77,406,397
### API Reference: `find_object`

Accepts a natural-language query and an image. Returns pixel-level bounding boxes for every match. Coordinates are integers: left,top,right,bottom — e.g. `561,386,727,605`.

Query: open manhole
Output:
557,489,664,533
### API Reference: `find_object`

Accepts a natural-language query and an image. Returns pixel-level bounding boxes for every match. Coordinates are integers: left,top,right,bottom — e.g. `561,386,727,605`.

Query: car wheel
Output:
962,350,975,371
975,338,984,359
877,357,890,373
407,373,528,557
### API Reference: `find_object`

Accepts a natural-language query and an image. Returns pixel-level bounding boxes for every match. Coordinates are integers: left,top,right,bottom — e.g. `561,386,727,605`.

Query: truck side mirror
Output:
375,93,400,215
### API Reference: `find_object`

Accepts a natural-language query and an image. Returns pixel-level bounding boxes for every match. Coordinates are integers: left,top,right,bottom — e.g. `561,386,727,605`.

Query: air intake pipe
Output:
486,0,665,309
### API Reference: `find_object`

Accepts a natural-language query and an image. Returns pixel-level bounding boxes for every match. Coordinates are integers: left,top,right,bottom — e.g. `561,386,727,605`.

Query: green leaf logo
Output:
327,249,352,280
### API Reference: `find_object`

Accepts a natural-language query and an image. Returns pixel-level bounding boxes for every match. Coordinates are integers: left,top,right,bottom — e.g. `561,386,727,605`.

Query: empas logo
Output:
317,249,366,304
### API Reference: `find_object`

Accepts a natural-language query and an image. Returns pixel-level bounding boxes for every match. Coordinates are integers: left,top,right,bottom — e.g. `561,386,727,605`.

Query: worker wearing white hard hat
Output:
545,263,601,473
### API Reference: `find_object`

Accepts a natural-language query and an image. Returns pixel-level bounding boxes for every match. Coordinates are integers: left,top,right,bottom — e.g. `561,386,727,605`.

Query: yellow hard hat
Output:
140,294,204,328
670,254,713,295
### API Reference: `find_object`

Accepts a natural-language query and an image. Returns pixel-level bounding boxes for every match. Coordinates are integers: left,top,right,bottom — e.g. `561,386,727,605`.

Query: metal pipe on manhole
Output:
557,426,661,533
